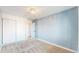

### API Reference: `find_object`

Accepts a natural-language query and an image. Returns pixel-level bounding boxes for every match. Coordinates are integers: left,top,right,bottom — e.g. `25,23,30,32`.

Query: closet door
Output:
3,19,16,45
16,20,26,41
0,16,2,46
25,22,29,39
31,23,36,38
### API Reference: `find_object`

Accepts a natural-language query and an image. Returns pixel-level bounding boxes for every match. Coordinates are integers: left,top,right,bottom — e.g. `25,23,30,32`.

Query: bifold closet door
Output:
3,19,16,45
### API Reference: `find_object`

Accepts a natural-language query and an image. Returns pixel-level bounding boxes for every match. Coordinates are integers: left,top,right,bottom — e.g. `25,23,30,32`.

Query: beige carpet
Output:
0,39,74,53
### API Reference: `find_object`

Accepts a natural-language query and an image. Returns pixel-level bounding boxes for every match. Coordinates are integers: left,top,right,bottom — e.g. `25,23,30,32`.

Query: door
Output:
3,19,16,45
0,16,2,46
31,22,36,38
16,20,26,41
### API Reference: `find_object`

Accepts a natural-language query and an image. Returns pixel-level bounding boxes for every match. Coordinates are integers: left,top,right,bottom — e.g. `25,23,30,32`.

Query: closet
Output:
0,14,2,46
0,13,30,46
16,19,29,41
3,19,16,44
31,22,36,38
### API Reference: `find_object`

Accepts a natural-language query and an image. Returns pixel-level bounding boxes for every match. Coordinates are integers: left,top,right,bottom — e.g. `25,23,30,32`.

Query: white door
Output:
3,19,16,45
31,23,36,38
0,16,2,46
16,20,26,41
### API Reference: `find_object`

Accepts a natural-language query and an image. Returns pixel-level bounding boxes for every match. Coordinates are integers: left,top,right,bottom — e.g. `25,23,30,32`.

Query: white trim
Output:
34,38,77,53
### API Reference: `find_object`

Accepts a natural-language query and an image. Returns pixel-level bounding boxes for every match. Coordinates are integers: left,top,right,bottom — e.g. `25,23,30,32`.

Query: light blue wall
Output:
35,7,78,51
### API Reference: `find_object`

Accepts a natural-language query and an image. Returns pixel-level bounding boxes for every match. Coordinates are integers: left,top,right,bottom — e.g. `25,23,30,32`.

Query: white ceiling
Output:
0,6,75,20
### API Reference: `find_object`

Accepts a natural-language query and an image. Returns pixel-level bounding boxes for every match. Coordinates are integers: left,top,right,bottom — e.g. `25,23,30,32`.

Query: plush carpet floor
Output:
0,39,74,53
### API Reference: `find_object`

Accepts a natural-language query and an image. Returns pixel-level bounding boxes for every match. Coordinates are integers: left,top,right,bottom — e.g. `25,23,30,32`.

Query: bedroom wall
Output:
35,7,78,51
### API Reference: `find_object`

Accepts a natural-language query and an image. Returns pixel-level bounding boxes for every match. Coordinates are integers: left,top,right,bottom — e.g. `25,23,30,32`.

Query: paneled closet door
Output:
16,20,26,41
0,16,2,46
31,23,36,38
3,19,16,45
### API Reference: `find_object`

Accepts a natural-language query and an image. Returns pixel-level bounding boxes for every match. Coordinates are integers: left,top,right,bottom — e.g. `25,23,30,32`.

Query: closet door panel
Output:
0,16,2,46
31,23,36,38
16,20,26,41
3,19,16,44
25,23,29,39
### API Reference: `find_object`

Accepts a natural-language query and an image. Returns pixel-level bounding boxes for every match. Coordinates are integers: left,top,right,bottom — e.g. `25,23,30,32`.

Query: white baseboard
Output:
34,38,77,53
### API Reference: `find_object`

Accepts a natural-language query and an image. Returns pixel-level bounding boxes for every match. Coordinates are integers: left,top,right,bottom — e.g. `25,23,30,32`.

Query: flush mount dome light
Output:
27,7,39,15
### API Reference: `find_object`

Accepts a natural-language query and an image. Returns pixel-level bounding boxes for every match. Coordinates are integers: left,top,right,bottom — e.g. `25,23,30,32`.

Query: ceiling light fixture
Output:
30,8,37,14
27,7,39,15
